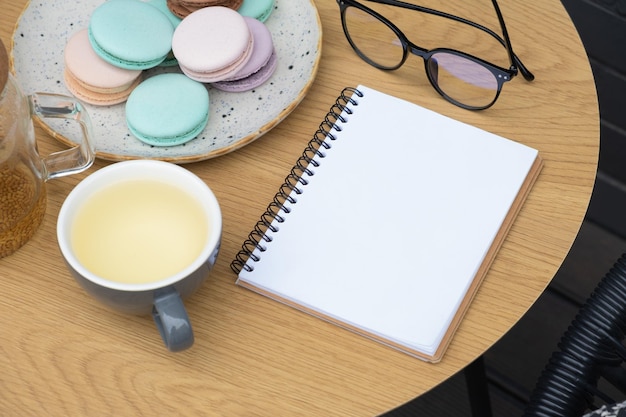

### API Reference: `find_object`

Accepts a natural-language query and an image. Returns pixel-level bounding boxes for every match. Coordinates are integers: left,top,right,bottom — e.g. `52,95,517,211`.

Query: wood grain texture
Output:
0,0,598,415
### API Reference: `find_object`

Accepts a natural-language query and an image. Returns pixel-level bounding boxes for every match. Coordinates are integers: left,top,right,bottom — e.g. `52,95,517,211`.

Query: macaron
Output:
166,0,243,19
237,0,275,22
147,0,183,27
211,51,277,92
125,73,210,146
172,7,253,83
88,0,174,70
146,0,183,67
211,18,277,92
63,29,143,106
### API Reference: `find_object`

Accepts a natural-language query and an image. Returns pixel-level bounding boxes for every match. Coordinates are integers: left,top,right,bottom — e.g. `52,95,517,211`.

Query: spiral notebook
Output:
231,85,543,362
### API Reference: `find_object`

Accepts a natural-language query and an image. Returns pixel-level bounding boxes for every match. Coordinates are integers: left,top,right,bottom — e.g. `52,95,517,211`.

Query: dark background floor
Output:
380,0,626,413
381,212,626,417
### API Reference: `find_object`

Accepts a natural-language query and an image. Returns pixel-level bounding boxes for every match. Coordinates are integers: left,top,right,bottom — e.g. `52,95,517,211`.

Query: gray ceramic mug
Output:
57,160,222,351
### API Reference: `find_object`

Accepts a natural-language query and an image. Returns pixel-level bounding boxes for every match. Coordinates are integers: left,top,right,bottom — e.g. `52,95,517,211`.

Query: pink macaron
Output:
172,6,253,83
211,17,277,92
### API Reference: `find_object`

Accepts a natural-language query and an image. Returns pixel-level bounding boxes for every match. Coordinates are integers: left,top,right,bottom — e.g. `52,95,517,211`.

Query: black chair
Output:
386,254,626,417
522,253,626,416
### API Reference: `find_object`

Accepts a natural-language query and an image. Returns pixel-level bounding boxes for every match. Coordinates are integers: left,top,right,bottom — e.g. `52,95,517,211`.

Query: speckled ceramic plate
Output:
11,0,321,163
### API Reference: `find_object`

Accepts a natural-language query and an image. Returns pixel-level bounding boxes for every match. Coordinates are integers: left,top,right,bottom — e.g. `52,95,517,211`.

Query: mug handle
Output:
29,93,96,181
152,289,194,352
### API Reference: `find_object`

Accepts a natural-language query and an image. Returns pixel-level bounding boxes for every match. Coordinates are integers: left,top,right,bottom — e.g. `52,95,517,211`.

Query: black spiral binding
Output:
230,87,364,274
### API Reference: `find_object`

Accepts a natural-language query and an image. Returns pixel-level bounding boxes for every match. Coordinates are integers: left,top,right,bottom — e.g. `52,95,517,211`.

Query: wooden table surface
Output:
1,0,599,415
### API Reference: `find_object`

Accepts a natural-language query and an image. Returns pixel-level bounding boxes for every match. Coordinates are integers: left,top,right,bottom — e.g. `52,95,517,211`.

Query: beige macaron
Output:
63,29,142,106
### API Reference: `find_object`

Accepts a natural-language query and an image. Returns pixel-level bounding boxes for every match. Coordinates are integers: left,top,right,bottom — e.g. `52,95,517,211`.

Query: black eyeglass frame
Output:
336,0,535,110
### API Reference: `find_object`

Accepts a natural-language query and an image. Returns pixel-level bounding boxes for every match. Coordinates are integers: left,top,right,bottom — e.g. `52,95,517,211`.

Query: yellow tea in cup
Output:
71,179,209,284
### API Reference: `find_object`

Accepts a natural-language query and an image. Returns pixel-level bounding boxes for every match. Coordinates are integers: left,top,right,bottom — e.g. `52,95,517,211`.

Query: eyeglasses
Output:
336,0,535,110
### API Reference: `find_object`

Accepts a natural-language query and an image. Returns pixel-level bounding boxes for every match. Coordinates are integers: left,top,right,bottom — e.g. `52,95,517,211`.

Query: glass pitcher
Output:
0,38,95,258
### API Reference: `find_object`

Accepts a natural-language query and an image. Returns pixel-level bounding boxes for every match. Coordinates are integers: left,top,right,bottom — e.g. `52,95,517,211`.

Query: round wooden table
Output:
0,0,598,415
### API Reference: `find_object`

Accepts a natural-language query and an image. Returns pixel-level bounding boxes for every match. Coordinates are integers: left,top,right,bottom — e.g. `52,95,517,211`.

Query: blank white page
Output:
237,85,540,361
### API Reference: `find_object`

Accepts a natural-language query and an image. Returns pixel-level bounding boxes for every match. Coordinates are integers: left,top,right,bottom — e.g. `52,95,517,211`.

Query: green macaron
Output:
125,73,210,147
88,0,174,70
237,0,275,22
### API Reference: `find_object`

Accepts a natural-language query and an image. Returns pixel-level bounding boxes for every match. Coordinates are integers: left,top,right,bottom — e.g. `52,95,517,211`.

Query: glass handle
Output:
29,93,96,181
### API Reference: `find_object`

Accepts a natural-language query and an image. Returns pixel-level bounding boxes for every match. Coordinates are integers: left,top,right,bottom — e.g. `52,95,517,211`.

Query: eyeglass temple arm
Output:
364,0,534,81
491,0,535,81
513,55,534,81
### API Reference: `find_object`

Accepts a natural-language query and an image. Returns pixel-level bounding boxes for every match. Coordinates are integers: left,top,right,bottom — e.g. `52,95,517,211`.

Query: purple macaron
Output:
211,17,277,92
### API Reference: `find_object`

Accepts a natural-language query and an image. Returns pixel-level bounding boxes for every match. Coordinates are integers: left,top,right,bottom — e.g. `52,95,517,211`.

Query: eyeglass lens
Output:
343,5,501,109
